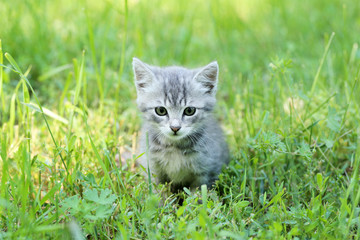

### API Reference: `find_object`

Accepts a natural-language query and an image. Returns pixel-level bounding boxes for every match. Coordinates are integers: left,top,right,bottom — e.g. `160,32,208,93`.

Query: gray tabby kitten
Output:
133,58,229,192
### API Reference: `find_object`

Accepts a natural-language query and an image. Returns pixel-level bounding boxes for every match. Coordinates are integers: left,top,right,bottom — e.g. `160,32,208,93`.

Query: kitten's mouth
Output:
166,132,185,140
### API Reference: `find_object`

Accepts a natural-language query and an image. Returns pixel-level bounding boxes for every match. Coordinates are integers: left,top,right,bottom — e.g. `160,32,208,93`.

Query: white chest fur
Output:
151,147,202,183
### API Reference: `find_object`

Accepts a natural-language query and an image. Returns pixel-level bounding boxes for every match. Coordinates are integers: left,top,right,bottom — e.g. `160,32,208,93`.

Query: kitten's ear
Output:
193,61,219,95
132,58,155,91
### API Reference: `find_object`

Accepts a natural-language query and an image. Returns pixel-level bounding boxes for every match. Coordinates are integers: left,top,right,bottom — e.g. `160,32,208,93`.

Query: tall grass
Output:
0,0,360,238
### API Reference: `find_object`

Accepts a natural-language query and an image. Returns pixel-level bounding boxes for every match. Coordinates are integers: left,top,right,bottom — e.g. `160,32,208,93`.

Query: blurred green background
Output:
1,0,359,100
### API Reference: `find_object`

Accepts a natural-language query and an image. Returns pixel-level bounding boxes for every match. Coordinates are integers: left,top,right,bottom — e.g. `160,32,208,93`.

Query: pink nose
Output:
170,126,181,133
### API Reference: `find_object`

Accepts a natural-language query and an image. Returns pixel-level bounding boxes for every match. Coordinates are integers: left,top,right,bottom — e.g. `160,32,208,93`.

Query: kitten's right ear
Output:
132,58,155,91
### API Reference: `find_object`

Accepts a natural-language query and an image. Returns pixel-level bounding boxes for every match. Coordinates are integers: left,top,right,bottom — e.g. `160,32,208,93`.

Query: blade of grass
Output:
21,102,69,125
306,92,337,120
86,10,104,105
4,53,69,175
0,39,5,113
67,52,85,135
303,32,336,122
118,0,128,80
104,148,127,193
83,113,116,193
0,133,10,230
146,132,152,195
22,69,35,221
253,188,285,218
59,72,73,116
9,93,16,144
38,64,72,82
310,32,335,96
332,66,359,148
74,53,84,106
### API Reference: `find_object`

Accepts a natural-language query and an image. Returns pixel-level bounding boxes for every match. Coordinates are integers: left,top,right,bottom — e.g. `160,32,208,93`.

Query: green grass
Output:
1,0,360,238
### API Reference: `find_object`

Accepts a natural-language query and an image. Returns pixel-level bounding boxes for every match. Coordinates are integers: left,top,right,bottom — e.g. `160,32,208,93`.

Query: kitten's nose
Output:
170,119,181,133
170,126,181,133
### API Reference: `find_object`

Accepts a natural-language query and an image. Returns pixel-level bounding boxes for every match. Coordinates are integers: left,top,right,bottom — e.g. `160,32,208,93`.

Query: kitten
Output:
133,58,229,192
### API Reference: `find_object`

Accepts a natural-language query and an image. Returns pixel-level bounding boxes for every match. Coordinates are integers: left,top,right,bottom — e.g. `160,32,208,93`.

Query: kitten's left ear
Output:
193,61,219,95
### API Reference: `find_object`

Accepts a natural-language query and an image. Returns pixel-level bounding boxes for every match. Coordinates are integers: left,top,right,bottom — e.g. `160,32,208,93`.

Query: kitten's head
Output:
133,58,219,142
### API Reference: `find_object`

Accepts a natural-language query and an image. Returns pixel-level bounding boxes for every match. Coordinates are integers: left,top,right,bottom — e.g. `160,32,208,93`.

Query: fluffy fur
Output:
133,58,229,192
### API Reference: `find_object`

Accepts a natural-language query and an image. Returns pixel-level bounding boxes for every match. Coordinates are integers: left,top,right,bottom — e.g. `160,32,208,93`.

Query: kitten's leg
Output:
189,174,211,191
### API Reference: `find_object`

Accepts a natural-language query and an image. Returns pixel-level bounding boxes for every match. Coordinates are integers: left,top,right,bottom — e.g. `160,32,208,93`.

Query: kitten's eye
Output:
155,107,167,116
183,107,196,116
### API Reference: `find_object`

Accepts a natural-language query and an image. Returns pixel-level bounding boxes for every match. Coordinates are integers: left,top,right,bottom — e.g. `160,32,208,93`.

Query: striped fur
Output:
133,58,229,191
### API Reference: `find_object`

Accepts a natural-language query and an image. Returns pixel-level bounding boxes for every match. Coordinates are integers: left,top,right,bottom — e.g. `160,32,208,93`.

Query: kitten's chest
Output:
151,146,201,183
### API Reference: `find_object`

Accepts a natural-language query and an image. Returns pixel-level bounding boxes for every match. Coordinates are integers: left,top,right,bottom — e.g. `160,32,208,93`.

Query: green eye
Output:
155,107,167,116
183,107,196,116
